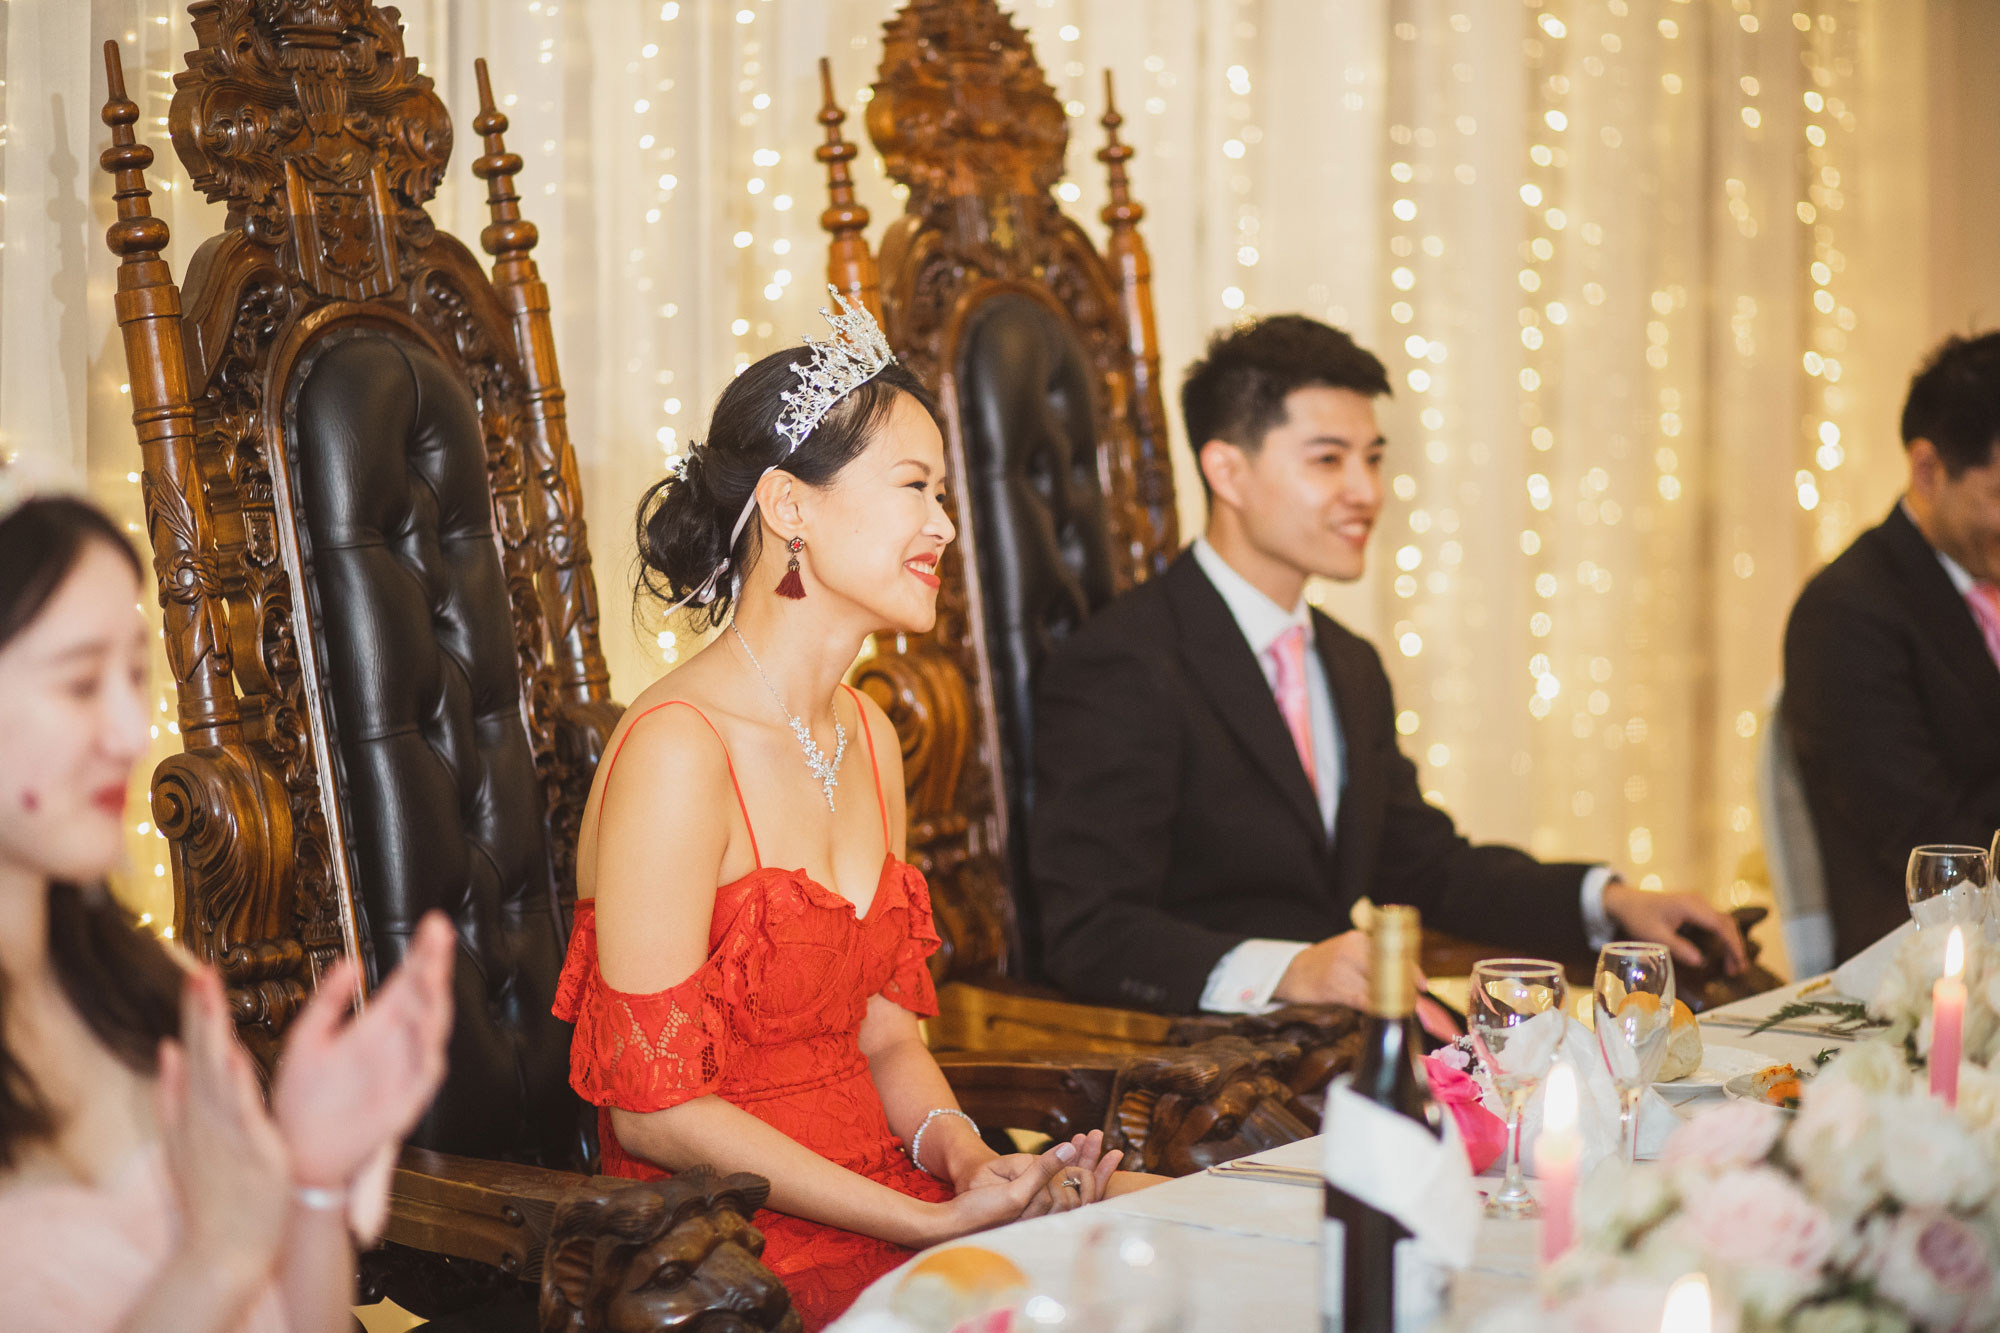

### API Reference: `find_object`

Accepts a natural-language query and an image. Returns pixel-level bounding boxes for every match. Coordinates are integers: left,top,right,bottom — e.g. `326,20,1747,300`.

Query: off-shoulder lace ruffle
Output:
554,900,751,1112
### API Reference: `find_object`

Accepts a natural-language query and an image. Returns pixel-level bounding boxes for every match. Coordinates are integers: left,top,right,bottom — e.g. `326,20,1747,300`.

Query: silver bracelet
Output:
293,1183,347,1213
908,1106,979,1177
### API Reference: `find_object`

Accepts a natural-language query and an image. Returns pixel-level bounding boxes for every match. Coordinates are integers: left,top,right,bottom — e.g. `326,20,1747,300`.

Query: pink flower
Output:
1672,1167,1834,1312
1433,1042,1473,1072
1861,1207,1998,1330
1660,1100,1784,1175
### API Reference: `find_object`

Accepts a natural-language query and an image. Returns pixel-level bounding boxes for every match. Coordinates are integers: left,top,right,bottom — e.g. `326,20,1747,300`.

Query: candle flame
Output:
1660,1272,1711,1333
1545,1062,1578,1134
1947,926,1965,980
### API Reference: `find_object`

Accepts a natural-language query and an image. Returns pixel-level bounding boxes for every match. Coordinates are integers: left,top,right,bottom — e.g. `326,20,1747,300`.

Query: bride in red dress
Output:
555,296,1128,1330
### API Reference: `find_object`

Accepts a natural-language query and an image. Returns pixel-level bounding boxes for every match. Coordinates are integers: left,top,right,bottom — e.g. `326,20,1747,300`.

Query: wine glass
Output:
1467,958,1567,1219
1058,1214,1187,1333
1593,942,1675,1165
1906,845,1990,930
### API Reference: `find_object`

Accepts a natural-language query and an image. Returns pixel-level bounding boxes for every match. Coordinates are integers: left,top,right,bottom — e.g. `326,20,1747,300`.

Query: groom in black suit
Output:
1028,316,1744,1018
1784,332,2000,962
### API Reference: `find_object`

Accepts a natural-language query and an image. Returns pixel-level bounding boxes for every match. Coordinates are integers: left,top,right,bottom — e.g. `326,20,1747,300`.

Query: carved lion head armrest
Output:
1104,1035,1326,1177
540,1168,803,1333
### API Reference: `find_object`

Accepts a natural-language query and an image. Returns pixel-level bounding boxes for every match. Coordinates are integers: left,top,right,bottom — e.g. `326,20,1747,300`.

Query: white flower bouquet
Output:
1523,1052,2000,1332
1862,927,2000,1070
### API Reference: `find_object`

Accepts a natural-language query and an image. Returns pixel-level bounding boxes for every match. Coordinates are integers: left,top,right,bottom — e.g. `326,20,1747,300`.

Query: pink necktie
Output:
1969,583,2000,671
1267,624,1316,786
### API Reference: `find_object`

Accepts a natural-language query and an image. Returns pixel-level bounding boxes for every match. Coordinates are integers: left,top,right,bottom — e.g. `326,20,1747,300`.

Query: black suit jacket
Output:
1027,551,1594,1013
1782,503,2000,962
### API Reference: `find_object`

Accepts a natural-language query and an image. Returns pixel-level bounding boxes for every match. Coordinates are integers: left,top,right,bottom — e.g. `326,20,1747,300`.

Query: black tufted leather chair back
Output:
288,329,585,1169
954,294,1117,955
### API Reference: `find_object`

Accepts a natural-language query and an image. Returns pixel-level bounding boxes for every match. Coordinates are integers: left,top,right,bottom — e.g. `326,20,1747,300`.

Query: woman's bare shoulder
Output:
607,646,745,771
590,660,744,875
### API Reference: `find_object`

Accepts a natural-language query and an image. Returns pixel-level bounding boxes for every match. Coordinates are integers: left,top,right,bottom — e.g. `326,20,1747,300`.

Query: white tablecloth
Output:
829,977,1856,1332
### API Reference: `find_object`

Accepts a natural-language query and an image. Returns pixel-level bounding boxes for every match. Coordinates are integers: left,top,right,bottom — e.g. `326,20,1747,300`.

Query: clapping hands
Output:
271,912,455,1192
155,967,294,1284
155,912,455,1283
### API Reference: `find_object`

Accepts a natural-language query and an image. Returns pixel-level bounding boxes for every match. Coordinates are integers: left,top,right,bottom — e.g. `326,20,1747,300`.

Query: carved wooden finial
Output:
816,57,882,322
816,58,871,243
100,41,170,263
1098,69,1144,232
471,57,539,263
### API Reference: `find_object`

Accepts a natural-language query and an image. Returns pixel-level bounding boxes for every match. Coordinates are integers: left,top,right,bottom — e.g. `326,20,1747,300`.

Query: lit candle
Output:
1931,926,1966,1108
1537,1062,1581,1264
1660,1273,1710,1333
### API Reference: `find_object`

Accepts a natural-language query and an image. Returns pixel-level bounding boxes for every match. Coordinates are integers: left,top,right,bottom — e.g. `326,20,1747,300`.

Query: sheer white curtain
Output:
1371,0,1939,973
2,0,1989,955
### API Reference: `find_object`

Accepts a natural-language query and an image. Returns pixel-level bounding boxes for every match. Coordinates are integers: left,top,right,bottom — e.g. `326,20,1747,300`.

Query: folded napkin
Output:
1322,1077,1482,1328
1831,920,1915,1001
1487,1017,1677,1174
1423,1054,1506,1173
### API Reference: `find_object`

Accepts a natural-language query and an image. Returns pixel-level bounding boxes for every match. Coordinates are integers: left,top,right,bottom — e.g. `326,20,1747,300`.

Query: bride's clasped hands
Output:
917,1127,1134,1243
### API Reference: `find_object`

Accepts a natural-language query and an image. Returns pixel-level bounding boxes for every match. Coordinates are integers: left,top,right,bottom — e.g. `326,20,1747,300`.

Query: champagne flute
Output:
1593,942,1675,1165
1468,959,1567,1219
1906,845,1990,930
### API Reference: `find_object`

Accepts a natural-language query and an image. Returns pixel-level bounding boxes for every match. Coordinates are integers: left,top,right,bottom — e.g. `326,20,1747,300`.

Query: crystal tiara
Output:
774,286,897,453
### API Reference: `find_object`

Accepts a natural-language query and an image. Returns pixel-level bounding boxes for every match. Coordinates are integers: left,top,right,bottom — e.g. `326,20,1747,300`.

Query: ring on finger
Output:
1061,1175,1084,1193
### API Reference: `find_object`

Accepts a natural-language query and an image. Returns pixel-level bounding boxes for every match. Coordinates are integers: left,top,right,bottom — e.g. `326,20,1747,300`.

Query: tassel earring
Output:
775,536,808,599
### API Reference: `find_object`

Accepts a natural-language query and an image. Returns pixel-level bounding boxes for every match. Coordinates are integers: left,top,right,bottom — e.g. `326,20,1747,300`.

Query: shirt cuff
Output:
1580,866,1620,950
1199,938,1311,1014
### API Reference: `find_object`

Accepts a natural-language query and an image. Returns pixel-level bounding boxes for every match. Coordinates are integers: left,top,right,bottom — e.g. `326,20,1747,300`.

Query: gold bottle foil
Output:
1368,904,1421,1018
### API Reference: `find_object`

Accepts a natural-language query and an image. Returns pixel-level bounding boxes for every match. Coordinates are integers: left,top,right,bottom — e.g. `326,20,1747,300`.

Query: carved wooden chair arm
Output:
935,1049,1128,1144
384,1146,596,1284
385,1151,804,1330
928,980,1179,1054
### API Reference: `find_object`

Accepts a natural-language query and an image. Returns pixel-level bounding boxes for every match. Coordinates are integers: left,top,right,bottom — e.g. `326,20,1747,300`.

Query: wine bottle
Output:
1321,904,1446,1333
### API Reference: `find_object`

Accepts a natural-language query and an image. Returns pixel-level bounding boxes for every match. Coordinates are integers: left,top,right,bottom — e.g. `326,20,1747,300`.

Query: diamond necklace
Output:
731,624,847,812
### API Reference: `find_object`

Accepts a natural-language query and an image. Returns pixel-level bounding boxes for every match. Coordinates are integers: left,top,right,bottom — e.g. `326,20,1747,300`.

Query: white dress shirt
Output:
1932,528,1978,597
1188,539,1616,1014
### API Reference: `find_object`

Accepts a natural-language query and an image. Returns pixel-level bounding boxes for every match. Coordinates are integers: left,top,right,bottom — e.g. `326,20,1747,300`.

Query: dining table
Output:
827,974,1874,1332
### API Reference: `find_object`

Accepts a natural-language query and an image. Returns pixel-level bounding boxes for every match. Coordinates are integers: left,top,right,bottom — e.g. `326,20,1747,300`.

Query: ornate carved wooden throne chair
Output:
96,5,1137,1324
807,11,1390,1175
99,2,619,1317
813,1,1184,1057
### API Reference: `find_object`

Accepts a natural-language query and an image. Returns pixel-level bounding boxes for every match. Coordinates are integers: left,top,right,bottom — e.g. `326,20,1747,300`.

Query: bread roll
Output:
1655,998,1702,1081
891,1246,1029,1330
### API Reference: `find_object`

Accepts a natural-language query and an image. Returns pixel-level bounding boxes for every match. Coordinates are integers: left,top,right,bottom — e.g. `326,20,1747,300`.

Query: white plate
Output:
1656,1043,1771,1090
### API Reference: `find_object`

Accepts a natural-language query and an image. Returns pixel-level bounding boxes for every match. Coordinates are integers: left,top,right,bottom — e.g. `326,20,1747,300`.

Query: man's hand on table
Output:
1272,929,1461,1041
1602,881,1748,974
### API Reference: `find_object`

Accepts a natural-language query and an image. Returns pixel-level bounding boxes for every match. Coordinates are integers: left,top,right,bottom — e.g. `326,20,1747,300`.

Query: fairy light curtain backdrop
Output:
8,0,1999,958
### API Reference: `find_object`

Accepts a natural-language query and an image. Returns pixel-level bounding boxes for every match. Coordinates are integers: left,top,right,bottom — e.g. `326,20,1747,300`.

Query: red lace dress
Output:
554,691,954,1331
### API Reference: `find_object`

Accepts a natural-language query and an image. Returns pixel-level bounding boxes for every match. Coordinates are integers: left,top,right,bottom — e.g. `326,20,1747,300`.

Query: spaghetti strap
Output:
596,701,762,868
841,684,891,855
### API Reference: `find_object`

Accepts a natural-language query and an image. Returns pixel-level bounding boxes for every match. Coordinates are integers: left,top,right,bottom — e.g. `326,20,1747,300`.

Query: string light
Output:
1796,3,1856,557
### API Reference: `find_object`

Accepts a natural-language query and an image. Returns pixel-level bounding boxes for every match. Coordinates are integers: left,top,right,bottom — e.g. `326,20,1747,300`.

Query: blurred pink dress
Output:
0,1142,287,1332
